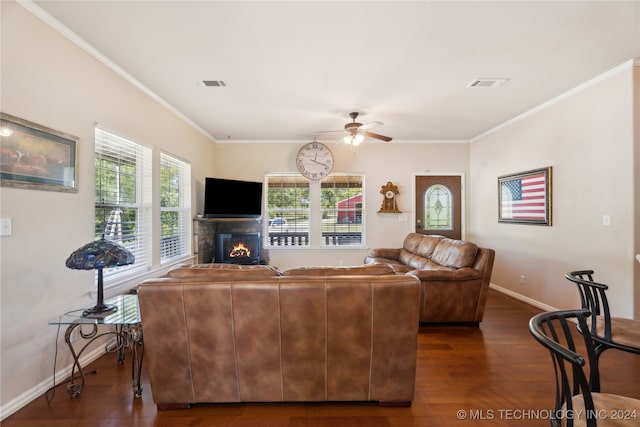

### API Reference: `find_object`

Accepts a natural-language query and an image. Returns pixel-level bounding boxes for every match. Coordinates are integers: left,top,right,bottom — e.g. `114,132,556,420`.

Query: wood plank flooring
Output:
4,290,640,426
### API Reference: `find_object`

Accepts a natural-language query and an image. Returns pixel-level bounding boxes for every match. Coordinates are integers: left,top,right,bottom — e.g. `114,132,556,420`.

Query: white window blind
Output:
264,173,365,248
95,128,152,279
160,152,192,263
321,174,364,246
265,173,310,247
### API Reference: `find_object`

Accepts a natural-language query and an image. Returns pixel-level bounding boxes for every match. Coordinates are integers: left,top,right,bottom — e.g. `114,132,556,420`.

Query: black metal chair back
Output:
565,270,640,392
529,309,599,427
565,270,612,342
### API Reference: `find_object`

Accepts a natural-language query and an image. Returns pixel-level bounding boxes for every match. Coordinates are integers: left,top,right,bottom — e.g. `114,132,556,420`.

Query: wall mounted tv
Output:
204,177,263,218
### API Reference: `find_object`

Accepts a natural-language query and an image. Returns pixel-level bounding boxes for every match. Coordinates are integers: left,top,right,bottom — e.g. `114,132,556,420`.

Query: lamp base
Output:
82,303,118,318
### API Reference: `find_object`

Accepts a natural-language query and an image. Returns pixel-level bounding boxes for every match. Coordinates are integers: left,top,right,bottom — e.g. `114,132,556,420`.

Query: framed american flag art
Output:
498,167,552,225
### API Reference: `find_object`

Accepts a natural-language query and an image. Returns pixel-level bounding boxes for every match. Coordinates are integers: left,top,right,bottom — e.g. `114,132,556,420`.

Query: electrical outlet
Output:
519,275,526,286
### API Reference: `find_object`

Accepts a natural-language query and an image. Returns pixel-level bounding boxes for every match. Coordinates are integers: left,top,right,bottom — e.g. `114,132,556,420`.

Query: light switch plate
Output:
1,218,12,236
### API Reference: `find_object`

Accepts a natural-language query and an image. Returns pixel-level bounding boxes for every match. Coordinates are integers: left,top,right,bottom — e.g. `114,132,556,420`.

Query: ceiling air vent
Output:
197,80,228,87
466,78,509,88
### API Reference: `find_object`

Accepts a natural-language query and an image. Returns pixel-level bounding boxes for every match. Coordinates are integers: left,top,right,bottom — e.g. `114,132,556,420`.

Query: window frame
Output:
264,173,311,248
320,173,365,248
159,151,192,264
94,127,152,283
264,172,365,249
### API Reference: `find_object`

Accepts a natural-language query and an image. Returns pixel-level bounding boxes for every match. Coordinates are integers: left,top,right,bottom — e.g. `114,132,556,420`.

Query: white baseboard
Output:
0,341,109,421
490,283,558,313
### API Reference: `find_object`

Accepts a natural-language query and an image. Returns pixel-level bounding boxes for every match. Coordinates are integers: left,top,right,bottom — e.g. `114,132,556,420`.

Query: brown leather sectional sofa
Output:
137,264,420,409
364,233,495,324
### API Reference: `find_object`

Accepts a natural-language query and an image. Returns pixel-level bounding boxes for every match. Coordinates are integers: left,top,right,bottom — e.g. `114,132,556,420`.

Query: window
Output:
265,174,310,246
95,128,152,279
160,152,192,263
264,173,364,248
321,174,363,246
424,184,453,230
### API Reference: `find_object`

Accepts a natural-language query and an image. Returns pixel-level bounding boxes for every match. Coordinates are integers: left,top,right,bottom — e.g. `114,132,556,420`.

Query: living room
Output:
1,0,640,422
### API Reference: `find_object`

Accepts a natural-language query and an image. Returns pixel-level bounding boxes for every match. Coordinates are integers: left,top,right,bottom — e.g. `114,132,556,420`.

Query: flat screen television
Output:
204,177,263,218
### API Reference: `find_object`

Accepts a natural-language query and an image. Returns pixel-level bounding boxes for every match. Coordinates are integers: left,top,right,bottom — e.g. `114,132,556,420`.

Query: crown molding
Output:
16,0,216,143
471,58,638,143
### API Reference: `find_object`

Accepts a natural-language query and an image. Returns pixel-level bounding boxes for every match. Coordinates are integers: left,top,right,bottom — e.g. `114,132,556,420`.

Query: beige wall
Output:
469,63,637,317
2,0,639,420
214,142,470,270
0,2,215,416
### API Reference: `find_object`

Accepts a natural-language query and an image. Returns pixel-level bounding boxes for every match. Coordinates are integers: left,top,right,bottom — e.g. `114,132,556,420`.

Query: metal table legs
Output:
64,322,144,398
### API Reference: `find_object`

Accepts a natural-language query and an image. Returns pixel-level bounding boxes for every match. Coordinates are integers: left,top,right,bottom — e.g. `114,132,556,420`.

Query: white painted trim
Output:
221,139,470,145
412,172,466,240
490,283,558,313
471,59,637,143
16,0,216,143
0,341,109,421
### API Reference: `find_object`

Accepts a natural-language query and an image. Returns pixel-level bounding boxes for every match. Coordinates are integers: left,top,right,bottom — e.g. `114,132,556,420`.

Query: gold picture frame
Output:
498,167,552,225
0,113,78,192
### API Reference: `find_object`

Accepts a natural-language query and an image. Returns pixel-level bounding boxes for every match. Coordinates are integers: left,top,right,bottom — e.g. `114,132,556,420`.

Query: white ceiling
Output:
30,0,640,143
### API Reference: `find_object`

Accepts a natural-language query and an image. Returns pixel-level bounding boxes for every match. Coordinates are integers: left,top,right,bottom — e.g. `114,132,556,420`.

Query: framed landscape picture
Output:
498,167,552,225
0,113,78,192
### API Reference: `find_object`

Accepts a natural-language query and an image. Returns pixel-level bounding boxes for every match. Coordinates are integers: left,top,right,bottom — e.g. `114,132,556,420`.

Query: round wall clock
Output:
296,141,334,180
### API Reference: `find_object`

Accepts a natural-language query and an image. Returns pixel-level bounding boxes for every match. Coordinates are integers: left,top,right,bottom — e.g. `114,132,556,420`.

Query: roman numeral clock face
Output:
296,142,334,180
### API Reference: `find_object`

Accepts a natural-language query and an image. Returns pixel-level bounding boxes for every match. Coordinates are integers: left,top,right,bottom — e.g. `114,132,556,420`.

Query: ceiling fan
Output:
317,112,393,146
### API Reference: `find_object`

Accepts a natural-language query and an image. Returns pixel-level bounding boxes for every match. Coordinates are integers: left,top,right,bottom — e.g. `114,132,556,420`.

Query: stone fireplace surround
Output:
193,217,269,265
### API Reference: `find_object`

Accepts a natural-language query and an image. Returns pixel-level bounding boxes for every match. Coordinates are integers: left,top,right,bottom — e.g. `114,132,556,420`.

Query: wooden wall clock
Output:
378,181,401,213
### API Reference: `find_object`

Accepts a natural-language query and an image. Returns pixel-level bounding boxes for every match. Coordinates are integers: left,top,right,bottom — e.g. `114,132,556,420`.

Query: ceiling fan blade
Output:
359,121,383,130
363,131,392,142
314,130,343,135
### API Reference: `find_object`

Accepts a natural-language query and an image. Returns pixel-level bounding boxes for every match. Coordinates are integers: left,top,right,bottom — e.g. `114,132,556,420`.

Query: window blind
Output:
160,152,192,263
265,173,310,247
95,127,152,279
321,174,364,246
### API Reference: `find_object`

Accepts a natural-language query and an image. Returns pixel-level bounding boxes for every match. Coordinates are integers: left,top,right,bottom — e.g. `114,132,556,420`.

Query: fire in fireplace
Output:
215,233,261,264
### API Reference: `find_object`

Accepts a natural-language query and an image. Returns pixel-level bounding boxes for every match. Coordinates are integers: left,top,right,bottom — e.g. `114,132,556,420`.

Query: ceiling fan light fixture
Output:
343,134,364,146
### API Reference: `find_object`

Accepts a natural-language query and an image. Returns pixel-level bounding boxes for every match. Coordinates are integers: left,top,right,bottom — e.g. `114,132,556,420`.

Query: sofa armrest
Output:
407,267,482,282
368,248,402,260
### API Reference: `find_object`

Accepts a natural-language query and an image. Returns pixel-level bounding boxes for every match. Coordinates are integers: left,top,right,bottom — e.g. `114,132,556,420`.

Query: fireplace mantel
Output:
193,217,269,264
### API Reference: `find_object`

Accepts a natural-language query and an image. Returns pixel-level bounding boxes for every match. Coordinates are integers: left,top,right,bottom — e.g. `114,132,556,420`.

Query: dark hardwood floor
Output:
4,290,640,426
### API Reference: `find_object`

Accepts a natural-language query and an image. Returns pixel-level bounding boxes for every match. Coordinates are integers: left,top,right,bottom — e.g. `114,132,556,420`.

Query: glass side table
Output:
49,294,143,398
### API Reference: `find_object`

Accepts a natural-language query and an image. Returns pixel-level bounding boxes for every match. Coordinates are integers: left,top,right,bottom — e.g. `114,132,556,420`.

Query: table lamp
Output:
66,236,134,317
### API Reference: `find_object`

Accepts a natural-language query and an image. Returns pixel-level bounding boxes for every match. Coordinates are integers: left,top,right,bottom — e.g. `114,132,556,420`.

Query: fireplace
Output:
215,232,261,264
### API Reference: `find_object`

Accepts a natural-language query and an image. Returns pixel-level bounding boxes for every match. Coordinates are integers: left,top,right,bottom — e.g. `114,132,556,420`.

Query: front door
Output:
414,175,463,240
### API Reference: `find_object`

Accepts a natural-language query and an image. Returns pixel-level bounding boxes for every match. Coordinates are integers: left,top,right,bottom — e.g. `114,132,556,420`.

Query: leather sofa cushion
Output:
402,233,425,253
283,264,396,276
398,250,428,269
398,234,443,267
414,234,443,258
430,238,478,269
167,263,282,279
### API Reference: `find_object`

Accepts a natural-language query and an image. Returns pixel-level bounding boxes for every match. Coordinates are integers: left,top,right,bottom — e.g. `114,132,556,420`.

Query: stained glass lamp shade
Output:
66,237,134,317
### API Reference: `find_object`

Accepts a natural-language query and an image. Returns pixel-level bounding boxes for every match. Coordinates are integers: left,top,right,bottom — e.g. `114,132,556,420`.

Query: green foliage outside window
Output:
160,163,180,238
94,157,138,241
